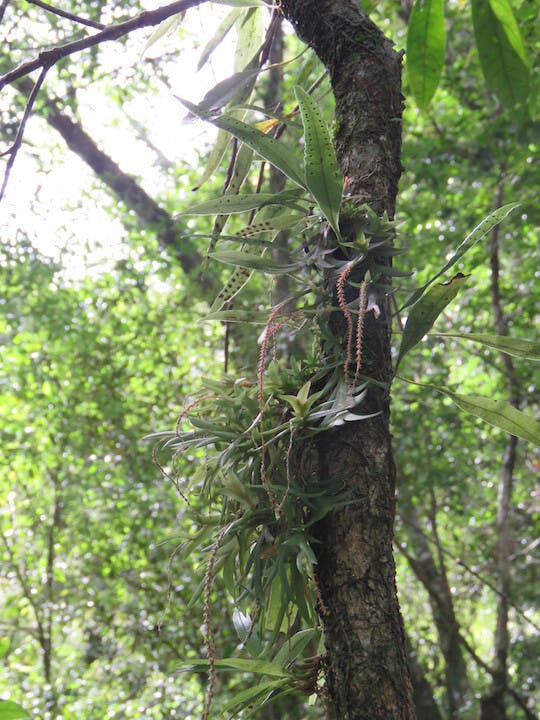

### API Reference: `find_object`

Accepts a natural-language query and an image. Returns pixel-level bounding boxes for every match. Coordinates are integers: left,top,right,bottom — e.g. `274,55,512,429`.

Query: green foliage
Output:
1,0,539,718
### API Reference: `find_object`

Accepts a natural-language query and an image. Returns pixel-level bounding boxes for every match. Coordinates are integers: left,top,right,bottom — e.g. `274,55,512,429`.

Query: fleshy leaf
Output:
179,189,305,216
445,392,540,445
396,273,469,368
209,251,301,273
430,332,540,360
401,203,519,311
179,99,307,189
294,85,343,238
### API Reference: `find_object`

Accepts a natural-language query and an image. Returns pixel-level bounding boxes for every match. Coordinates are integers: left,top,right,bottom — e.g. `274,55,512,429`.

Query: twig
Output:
0,0,209,89
26,0,106,30
0,64,48,201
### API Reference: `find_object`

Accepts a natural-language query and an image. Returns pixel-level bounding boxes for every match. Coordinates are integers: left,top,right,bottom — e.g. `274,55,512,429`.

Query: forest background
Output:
0,0,539,719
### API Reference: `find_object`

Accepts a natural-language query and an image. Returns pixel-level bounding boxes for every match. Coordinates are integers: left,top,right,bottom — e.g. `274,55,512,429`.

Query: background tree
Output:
0,1,538,719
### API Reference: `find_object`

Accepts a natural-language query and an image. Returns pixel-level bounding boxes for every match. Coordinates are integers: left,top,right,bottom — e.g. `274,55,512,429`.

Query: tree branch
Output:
0,0,208,89
25,0,106,30
0,0,10,23
0,64,48,202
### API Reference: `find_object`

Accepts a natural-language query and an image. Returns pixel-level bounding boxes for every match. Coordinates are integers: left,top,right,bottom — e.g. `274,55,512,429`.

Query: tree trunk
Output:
400,503,472,717
280,2,414,718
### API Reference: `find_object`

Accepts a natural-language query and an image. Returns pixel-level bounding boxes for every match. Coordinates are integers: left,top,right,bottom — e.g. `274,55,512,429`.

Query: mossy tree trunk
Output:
280,2,415,718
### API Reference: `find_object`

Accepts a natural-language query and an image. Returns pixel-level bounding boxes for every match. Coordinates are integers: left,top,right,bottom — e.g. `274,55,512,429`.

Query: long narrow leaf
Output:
401,202,519,311
178,657,290,677
446,393,540,446
222,679,288,713
396,273,469,368
294,85,343,238
210,250,301,273
179,98,307,189
197,8,241,70
179,189,304,216
399,378,540,446
430,332,540,360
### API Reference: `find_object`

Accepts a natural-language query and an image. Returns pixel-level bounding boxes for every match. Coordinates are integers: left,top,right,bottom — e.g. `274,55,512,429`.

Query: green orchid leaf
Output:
431,332,540,360
180,189,305,216
178,657,290,677
179,98,307,189
209,251,301,273
446,392,540,445
396,273,470,368
294,85,343,238
401,202,519,312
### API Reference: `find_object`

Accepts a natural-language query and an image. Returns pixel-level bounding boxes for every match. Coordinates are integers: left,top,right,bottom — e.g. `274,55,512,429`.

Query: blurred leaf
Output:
0,701,29,720
0,638,9,659
234,7,263,72
178,657,290,677
210,250,301,272
142,12,184,56
180,189,305,216
232,608,262,656
471,0,529,107
197,68,263,112
222,679,290,713
197,8,242,70
406,0,445,110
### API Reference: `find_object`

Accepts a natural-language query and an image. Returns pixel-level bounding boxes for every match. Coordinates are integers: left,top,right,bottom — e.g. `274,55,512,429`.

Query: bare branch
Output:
0,0,10,23
26,0,105,30
25,0,103,30
0,64,48,201
0,0,208,89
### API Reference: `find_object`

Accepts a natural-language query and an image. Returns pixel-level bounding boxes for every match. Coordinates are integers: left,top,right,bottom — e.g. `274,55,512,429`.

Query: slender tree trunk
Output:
280,2,414,718
401,502,472,717
480,164,520,720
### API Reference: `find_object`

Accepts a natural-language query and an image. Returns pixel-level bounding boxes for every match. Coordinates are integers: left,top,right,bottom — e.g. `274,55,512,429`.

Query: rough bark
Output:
280,2,413,718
